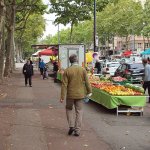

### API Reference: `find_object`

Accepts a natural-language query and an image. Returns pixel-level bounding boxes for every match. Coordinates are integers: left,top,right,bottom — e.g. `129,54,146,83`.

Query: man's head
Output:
147,57,150,64
27,60,30,65
142,58,147,65
69,54,78,64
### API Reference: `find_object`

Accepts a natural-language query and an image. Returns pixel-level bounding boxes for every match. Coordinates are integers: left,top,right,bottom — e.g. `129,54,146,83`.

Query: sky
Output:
42,0,70,39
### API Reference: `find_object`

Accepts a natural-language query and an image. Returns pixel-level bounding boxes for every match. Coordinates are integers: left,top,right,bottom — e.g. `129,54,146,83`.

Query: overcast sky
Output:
42,0,70,39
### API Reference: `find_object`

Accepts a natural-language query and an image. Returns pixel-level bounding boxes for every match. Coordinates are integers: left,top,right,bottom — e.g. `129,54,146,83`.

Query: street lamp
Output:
94,0,97,52
56,23,60,44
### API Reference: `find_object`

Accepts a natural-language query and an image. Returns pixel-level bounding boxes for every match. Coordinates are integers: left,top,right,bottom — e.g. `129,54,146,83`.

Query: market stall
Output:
57,70,64,81
89,75,146,116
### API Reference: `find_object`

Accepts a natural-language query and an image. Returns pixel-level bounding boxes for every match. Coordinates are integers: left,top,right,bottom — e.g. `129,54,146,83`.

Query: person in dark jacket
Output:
95,60,101,74
23,60,34,87
28,58,33,65
53,60,59,82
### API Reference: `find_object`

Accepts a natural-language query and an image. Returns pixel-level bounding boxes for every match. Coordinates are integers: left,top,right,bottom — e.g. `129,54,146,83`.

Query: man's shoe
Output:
74,132,80,136
29,85,32,87
68,127,74,135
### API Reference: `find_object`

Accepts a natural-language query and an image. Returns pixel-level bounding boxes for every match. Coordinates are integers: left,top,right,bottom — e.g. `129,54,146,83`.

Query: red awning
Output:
39,49,54,56
122,50,132,57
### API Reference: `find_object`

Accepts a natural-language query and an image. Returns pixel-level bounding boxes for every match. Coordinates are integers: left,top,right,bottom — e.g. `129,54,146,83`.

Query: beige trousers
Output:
66,99,83,133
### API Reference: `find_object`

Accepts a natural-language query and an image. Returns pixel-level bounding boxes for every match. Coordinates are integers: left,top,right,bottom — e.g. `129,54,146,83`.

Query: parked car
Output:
114,62,144,83
102,62,120,76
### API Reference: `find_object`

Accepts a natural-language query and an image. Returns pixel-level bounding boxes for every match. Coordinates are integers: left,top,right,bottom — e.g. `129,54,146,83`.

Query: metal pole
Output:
58,24,60,44
94,0,96,51
133,34,135,51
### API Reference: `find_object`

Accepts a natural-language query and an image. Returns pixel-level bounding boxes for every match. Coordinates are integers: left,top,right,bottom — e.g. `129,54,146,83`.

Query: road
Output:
0,63,149,150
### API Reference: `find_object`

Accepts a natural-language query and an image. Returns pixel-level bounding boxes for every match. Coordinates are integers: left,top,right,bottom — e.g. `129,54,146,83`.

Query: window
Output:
138,43,142,48
144,43,149,48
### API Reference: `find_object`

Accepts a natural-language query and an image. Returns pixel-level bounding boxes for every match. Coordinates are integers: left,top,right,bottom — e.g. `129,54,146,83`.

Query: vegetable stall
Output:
89,76,146,116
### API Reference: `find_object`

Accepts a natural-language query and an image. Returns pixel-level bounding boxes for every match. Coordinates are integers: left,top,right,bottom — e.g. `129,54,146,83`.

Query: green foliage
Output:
16,13,45,53
49,0,92,25
72,21,93,46
49,0,93,41
15,0,47,55
97,0,143,38
142,0,150,37
42,20,93,46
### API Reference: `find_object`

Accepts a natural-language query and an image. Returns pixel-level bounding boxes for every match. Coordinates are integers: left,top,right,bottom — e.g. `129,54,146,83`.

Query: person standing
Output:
60,54,92,136
23,60,34,87
143,58,150,103
39,59,45,75
95,60,101,74
28,58,33,65
53,59,59,82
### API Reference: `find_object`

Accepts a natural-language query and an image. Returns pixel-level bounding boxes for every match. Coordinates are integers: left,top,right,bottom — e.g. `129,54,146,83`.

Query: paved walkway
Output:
0,68,111,150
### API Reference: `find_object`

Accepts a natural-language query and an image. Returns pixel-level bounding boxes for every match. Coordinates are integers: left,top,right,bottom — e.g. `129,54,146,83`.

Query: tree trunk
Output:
112,35,115,55
147,37,150,47
4,0,16,77
0,0,5,80
10,33,15,72
70,22,74,43
125,36,128,50
143,36,145,51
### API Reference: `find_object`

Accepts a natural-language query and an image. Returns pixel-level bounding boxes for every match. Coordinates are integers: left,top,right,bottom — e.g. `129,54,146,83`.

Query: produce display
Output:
111,76,127,82
124,83,144,93
89,75,144,96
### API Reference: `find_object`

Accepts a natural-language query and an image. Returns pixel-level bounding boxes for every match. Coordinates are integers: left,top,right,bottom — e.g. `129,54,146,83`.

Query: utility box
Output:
58,44,85,69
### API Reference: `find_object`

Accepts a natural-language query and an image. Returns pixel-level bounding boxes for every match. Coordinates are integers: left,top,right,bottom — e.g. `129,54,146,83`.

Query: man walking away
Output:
23,60,34,87
60,54,92,136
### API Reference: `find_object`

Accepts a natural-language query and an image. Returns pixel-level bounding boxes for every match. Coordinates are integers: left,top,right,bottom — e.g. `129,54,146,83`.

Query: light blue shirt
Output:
144,64,150,81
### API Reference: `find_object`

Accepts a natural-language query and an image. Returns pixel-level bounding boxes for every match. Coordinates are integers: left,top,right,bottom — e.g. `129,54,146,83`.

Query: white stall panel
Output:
59,45,85,69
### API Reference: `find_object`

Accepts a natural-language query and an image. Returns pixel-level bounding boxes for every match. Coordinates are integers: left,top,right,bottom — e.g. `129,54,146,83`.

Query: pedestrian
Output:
39,59,45,76
38,57,41,70
43,64,49,79
53,59,59,82
60,54,92,136
95,60,101,74
28,58,33,65
23,60,34,87
143,58,150,103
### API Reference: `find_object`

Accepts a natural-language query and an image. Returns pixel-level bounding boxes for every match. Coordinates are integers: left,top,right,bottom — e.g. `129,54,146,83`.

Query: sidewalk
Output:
0,69,111,150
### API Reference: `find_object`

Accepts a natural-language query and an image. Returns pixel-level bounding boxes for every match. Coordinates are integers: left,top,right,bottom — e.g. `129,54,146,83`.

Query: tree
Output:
16,13,45,58
142,0,150,46
4,0,16,77
96,0,143,52
0,0,5,80
3,0,46,77
49,0,92,42
72,21,93,48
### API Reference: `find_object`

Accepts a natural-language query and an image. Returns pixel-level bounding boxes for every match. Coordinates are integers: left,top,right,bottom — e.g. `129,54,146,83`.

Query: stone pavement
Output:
0,68,111,150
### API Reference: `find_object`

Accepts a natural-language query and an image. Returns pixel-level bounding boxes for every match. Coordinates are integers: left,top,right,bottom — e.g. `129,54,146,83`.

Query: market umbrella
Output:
141,48,150,55
39,49,54,56
122,50,132,57
32,50,42,56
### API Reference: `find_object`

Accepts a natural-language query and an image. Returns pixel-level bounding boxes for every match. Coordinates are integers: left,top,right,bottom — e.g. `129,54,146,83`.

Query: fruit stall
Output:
89,76,146,116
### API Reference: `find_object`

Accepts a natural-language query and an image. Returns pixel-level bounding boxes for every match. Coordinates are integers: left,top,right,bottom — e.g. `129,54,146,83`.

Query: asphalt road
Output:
84,100,150,150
